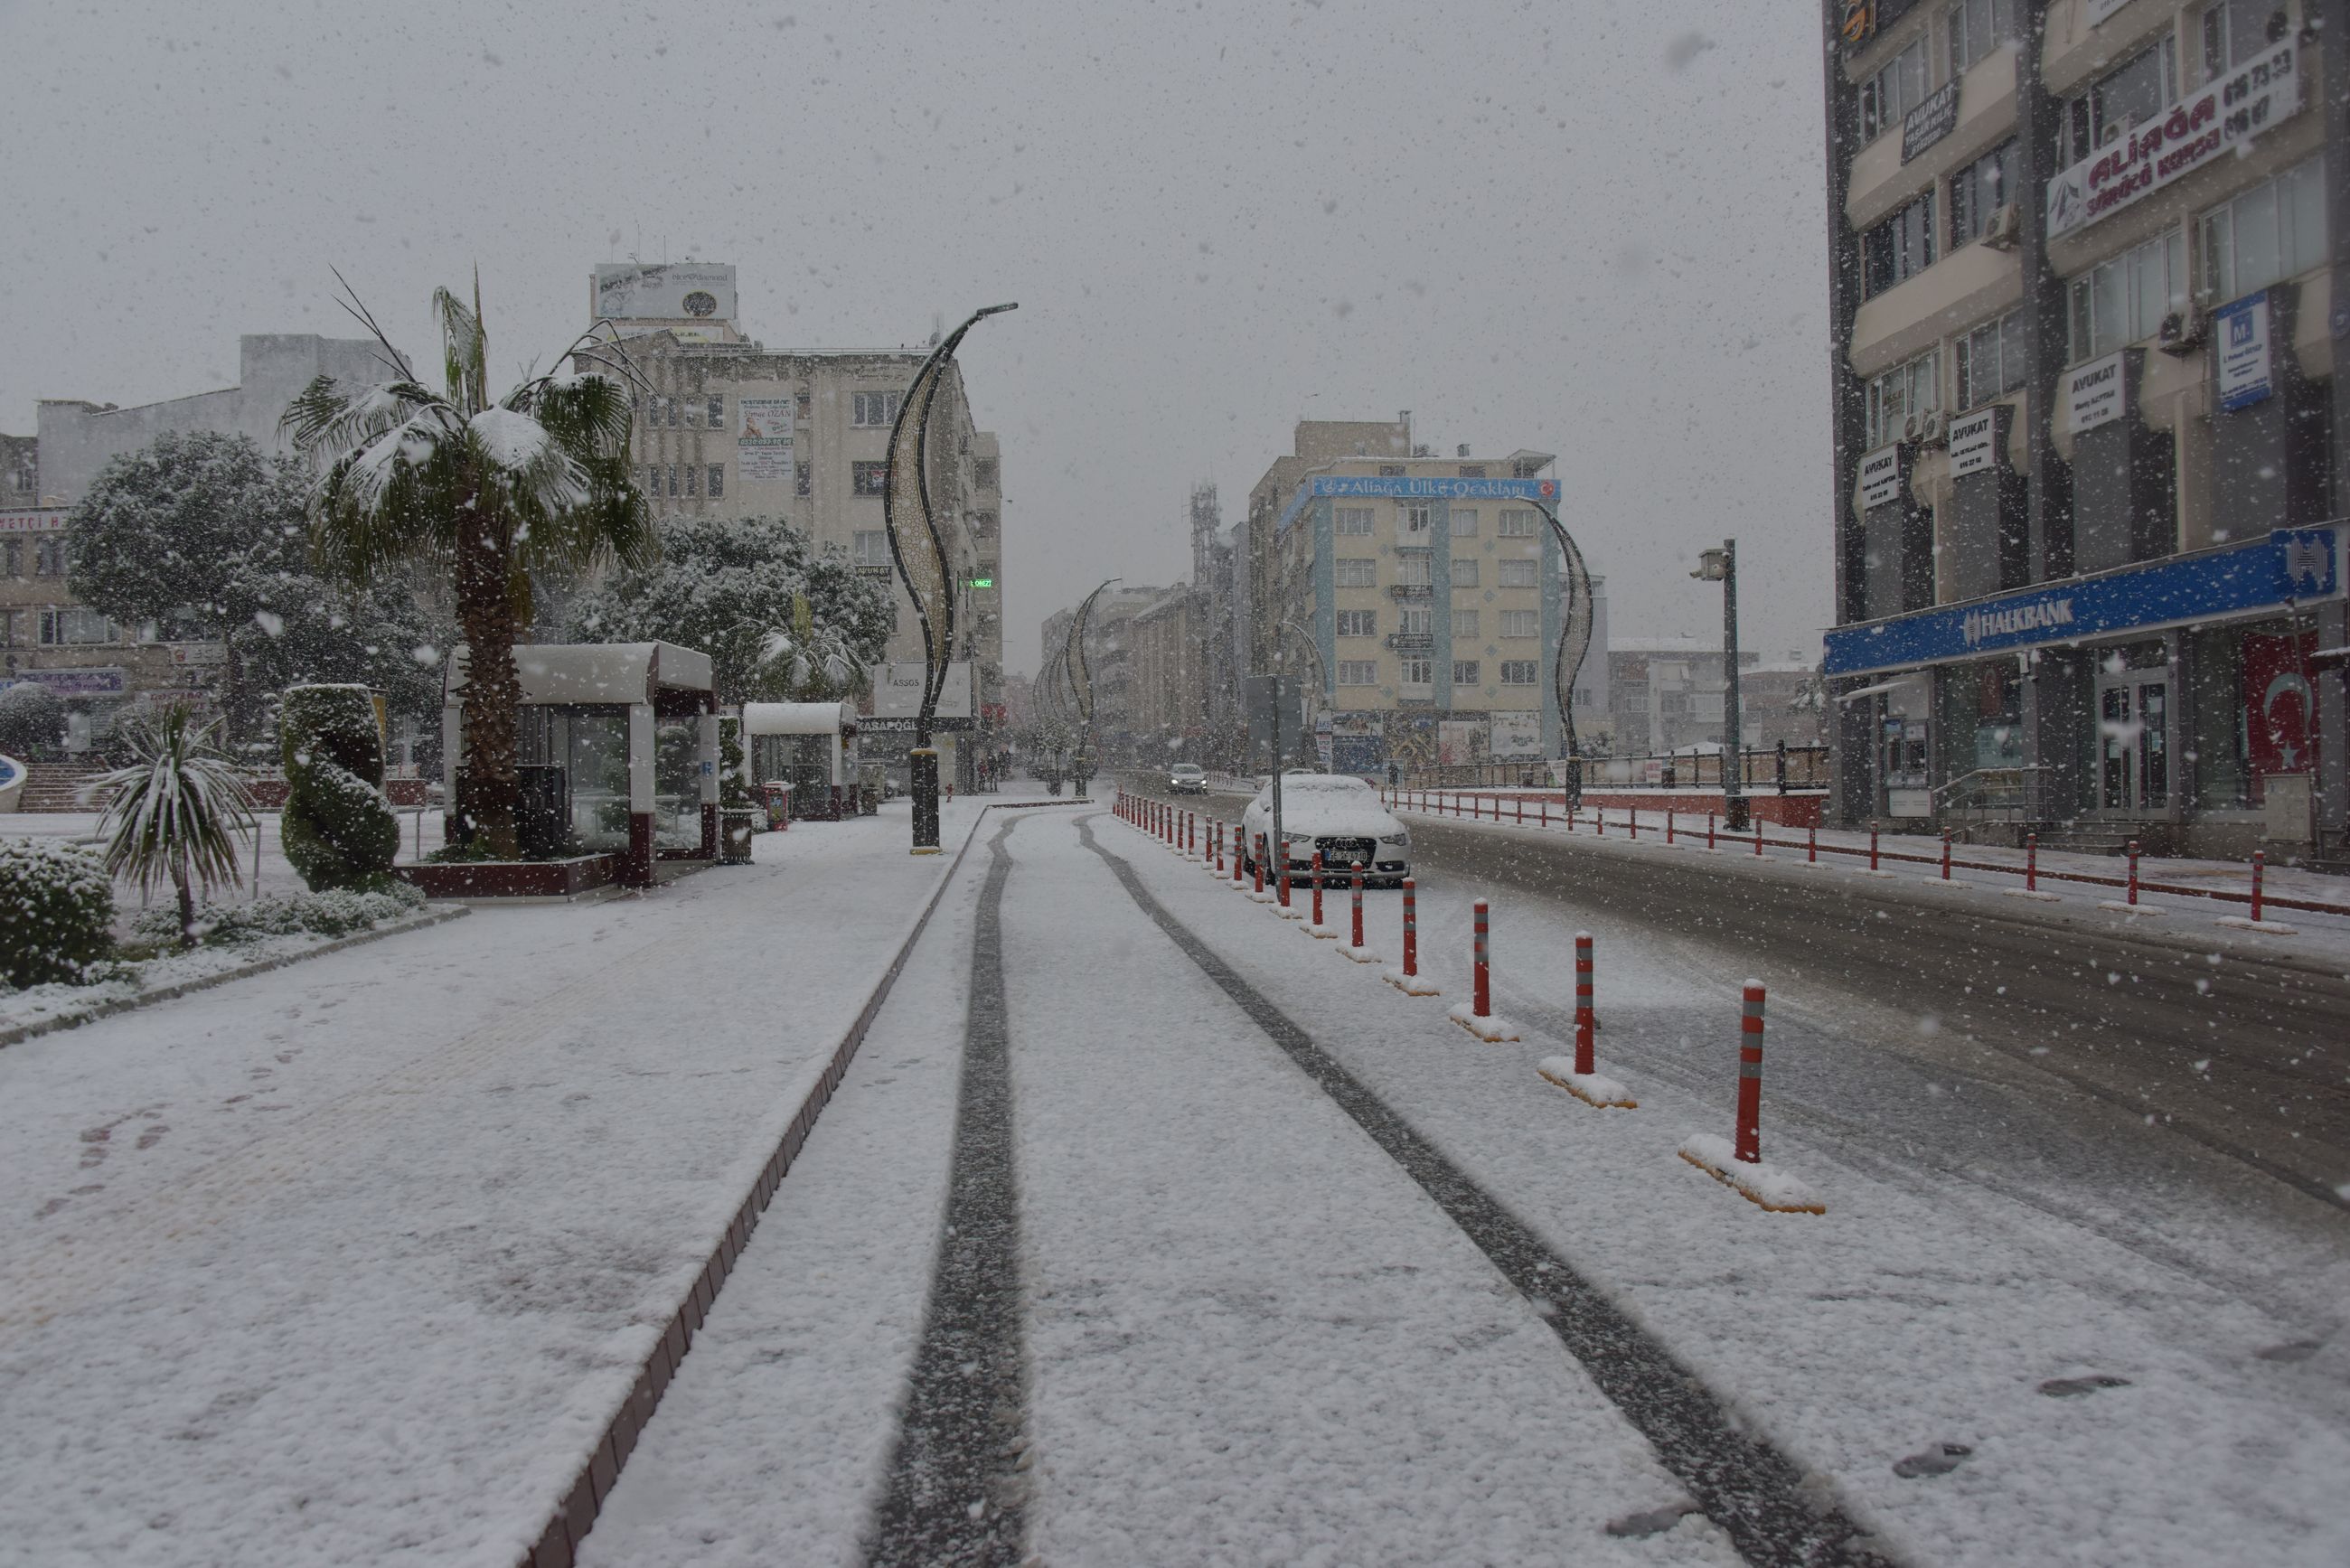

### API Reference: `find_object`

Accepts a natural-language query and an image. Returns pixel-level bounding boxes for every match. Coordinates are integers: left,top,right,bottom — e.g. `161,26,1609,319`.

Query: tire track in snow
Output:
866,816,1029,1567
1079,817,1900,1568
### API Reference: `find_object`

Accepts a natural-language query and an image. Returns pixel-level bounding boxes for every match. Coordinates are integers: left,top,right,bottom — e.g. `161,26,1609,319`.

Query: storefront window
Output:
1938,660,2024,779
2189,620,2319,809
654,718,701,846
569,711,631,850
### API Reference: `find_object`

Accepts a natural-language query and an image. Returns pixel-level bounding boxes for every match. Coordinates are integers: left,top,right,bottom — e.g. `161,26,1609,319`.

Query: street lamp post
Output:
1692,539,1746,831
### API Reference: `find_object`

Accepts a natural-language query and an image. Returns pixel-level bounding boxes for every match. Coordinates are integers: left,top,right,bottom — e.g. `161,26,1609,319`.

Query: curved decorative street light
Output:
1530,498,1595,808
882,300,1017,853
1062,578,1116,798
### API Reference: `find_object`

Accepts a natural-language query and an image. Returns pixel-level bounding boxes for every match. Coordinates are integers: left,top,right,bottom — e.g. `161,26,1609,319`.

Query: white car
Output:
1168,762,1208,794
1238,773,1410,887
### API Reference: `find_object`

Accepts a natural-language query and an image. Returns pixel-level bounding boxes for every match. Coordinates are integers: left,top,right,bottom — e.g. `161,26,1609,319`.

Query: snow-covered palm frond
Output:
280,376,452,472
90,705,254,906
758,626,860,691
435,281,490,413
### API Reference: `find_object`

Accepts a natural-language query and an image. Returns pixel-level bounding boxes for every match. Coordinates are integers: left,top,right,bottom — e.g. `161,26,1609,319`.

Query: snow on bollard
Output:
1677,982,1823,1214
1538,931,1634,1108
1384,877,1440,994
1304,850,1340,938
1337,861,1379,962
1448,897,1521,1041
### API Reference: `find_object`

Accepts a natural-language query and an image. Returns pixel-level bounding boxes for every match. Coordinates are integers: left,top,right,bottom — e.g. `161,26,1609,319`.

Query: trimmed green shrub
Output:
129,882,422,949
0,683,66,755
0,838,116,988
280,684,399,892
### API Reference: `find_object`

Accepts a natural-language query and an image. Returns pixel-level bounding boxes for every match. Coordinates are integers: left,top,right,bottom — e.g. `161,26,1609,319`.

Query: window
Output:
852,460,890,496
1399,503,1432,540
1458,464,1486,478
1950,139,2016,245
1335,506,1374,536
40,607,115,644
1378,465,1406,477
2068,226,2186,361
706,463,724,500
644,465,663,497
1857,34,1930,142
2061,35,2178,163
664,396,681,427
1450,508,1479,538
1452,559,1480,587
796,390,813,417
706,395,724,427
1399,658,1434,686
0,608,17,646
2201,158,2329,303
1336,608,1377,636
1949,0,2015,75
1337,659,1378,686
1335,557,1377,587
2,540,18,577
1862,191,1937,297
683,398,701,428
1500,609,1539,637
35,538,65,576
1398,607,1433,635
1394,556,1433,587
973,457,999,489
1499,559,1538,588
1500,659,1539,686
1865,349,1941,446
1955,309,2029,408
853,529,892,569
1452,609,1480,638
1497,508,1538,538
852,390,904,427
667,464,681,497
794,460,813,498
683,464,699,497
1452,660,1481,687
2203,1,2289,80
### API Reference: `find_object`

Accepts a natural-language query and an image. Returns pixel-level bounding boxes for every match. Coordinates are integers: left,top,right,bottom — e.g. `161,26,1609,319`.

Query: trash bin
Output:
760,781,792,831
720,806,757,863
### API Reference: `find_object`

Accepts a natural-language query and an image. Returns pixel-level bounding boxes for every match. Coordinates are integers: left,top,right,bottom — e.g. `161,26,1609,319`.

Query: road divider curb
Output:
1538,1058,1637,1109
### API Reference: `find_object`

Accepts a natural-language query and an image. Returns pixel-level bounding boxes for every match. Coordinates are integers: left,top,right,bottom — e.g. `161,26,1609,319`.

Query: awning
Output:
741,700,859,737
445,642,714,707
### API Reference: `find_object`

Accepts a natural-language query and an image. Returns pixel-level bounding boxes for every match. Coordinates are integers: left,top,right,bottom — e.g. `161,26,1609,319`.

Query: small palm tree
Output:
760,591,870,701
90,705,256,948
282,277,655,856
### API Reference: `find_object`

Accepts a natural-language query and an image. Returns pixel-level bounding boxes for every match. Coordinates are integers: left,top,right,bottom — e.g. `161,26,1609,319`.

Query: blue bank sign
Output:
1824,529,2340,677
1281,474,1560,531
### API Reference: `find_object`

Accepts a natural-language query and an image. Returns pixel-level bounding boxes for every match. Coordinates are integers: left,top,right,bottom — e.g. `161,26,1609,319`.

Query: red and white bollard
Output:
1350,861,1366,948
1753,819,1763,857
1941,829,1952,880
1254,833,1266,895
1472,899,1491,1018
1736,981,1765,1165
2127,839,2139,905
1629,808,1638,840
1667,811,1676,845
1706,812,1716,850
1574,932,1596,1076
1516,795,1525,824
1404,877,1419,973
1868,820,1881,872
1277,839,1292,908
1539,798,1548,828
2251,849,2266,924
1311,850,1325,926
2026,831,2040,893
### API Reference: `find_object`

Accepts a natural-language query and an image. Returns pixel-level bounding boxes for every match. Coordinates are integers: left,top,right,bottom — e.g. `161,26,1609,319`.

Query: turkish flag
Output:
2242,631,2319,789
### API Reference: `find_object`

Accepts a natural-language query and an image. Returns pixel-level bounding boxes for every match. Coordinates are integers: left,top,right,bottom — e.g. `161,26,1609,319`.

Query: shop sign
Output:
1824,528,2342,676
2065,352,2127,434
0,508,70,533
2214,291,2274,412
1490,712,1543,758
170,642,229,667
2045,41,2299,239
1902,80,1960,162
4,667,127,696
866,661,973,721
736,398,795,482
1330,711,1385,737
1858,445,1903,509
1946,408,2000,476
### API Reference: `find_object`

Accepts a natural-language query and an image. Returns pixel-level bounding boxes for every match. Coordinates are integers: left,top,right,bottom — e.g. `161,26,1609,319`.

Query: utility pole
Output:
1694,539,1746,831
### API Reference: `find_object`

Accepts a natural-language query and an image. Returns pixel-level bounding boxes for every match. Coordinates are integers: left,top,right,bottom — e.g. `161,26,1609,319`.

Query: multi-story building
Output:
1127,582,1205,759
1039,584,1168,762
1606,642,1823,759
584,264,1008,788
1821,0,2347,855
1239,417,1571,775
3,333,385,737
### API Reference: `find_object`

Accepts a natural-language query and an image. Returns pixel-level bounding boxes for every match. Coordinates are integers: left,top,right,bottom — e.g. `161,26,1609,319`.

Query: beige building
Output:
1039,584,1168,761
1824,0,2346,853
1126,583,1207,760
1238,417,1566,775
583,265,1007,784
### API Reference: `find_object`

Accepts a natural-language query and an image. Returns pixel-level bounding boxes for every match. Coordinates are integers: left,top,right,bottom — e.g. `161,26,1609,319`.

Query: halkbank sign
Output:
1824,529,2341,677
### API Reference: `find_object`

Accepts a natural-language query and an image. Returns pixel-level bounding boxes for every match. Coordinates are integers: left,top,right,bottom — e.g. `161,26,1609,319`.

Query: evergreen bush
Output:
280,684,400,891
0,838,116,988
0,683,66,756
129,882,422,948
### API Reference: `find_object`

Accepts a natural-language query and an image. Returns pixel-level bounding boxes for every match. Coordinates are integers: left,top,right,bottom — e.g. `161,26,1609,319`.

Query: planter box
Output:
392,853,620,900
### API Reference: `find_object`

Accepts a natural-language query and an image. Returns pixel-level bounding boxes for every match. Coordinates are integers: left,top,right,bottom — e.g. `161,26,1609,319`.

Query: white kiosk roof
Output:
445,642,714,707
741,700,860,737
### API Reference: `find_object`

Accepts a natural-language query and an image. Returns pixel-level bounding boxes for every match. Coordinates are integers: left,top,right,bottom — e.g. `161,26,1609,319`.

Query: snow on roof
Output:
741,700,859,737
444,642,712,706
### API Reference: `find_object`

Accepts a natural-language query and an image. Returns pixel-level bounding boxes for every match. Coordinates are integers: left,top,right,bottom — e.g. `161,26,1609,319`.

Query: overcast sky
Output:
2,0,1831,676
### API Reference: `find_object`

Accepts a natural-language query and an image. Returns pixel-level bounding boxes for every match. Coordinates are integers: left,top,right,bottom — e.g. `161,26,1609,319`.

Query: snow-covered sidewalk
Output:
0,801,989,1568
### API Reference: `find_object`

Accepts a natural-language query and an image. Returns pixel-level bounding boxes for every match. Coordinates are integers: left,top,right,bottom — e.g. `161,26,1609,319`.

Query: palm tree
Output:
90,705,256,948
281,278,655,857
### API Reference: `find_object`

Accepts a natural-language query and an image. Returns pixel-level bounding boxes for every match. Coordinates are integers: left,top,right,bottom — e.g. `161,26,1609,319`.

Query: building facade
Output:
1822,0,2348,855
584,265,1008,786
1039,583,1168,762
1240,418,1572,775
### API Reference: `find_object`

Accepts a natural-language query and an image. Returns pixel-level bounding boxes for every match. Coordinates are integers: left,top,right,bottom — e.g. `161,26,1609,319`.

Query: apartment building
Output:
585,264,1008,787
1038,583,1169,762
1608,642,1825,756
1823,0,2347,855
1239,418,1571,775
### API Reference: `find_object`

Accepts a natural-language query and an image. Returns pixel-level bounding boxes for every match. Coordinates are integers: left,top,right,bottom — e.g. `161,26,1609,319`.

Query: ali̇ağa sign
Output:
2045,41,2300,239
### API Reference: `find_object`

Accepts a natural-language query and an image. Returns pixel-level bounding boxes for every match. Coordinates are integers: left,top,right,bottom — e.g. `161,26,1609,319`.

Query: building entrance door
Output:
2095,672,2169,815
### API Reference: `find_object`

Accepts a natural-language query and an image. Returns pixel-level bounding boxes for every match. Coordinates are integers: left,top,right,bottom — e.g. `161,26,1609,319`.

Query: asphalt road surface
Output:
1133,783,2350,1242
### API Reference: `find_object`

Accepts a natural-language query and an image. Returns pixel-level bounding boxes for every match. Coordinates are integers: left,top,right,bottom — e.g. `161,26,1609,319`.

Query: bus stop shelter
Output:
741,699,860,821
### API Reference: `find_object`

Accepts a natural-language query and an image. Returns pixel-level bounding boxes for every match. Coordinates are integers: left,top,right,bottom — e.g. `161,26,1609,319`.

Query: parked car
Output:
1238,773,1409,886
1169,762,1208,794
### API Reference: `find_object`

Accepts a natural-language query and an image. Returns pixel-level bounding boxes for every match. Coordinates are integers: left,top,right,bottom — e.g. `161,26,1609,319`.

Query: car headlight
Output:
1378,832,1408,847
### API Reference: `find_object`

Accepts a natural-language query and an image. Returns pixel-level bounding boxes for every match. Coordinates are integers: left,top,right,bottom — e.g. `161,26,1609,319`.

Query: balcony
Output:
1386,583,1433,602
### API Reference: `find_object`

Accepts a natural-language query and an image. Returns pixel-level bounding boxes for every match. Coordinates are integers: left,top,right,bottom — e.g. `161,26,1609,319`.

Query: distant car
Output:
1239,773,1409,887
1169,762,1208,794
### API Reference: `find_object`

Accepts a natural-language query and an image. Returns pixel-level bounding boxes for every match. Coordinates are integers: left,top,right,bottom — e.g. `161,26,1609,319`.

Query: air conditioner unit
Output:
1980,202,2021,250
2157,305,2207,356
1915,409,1947,446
